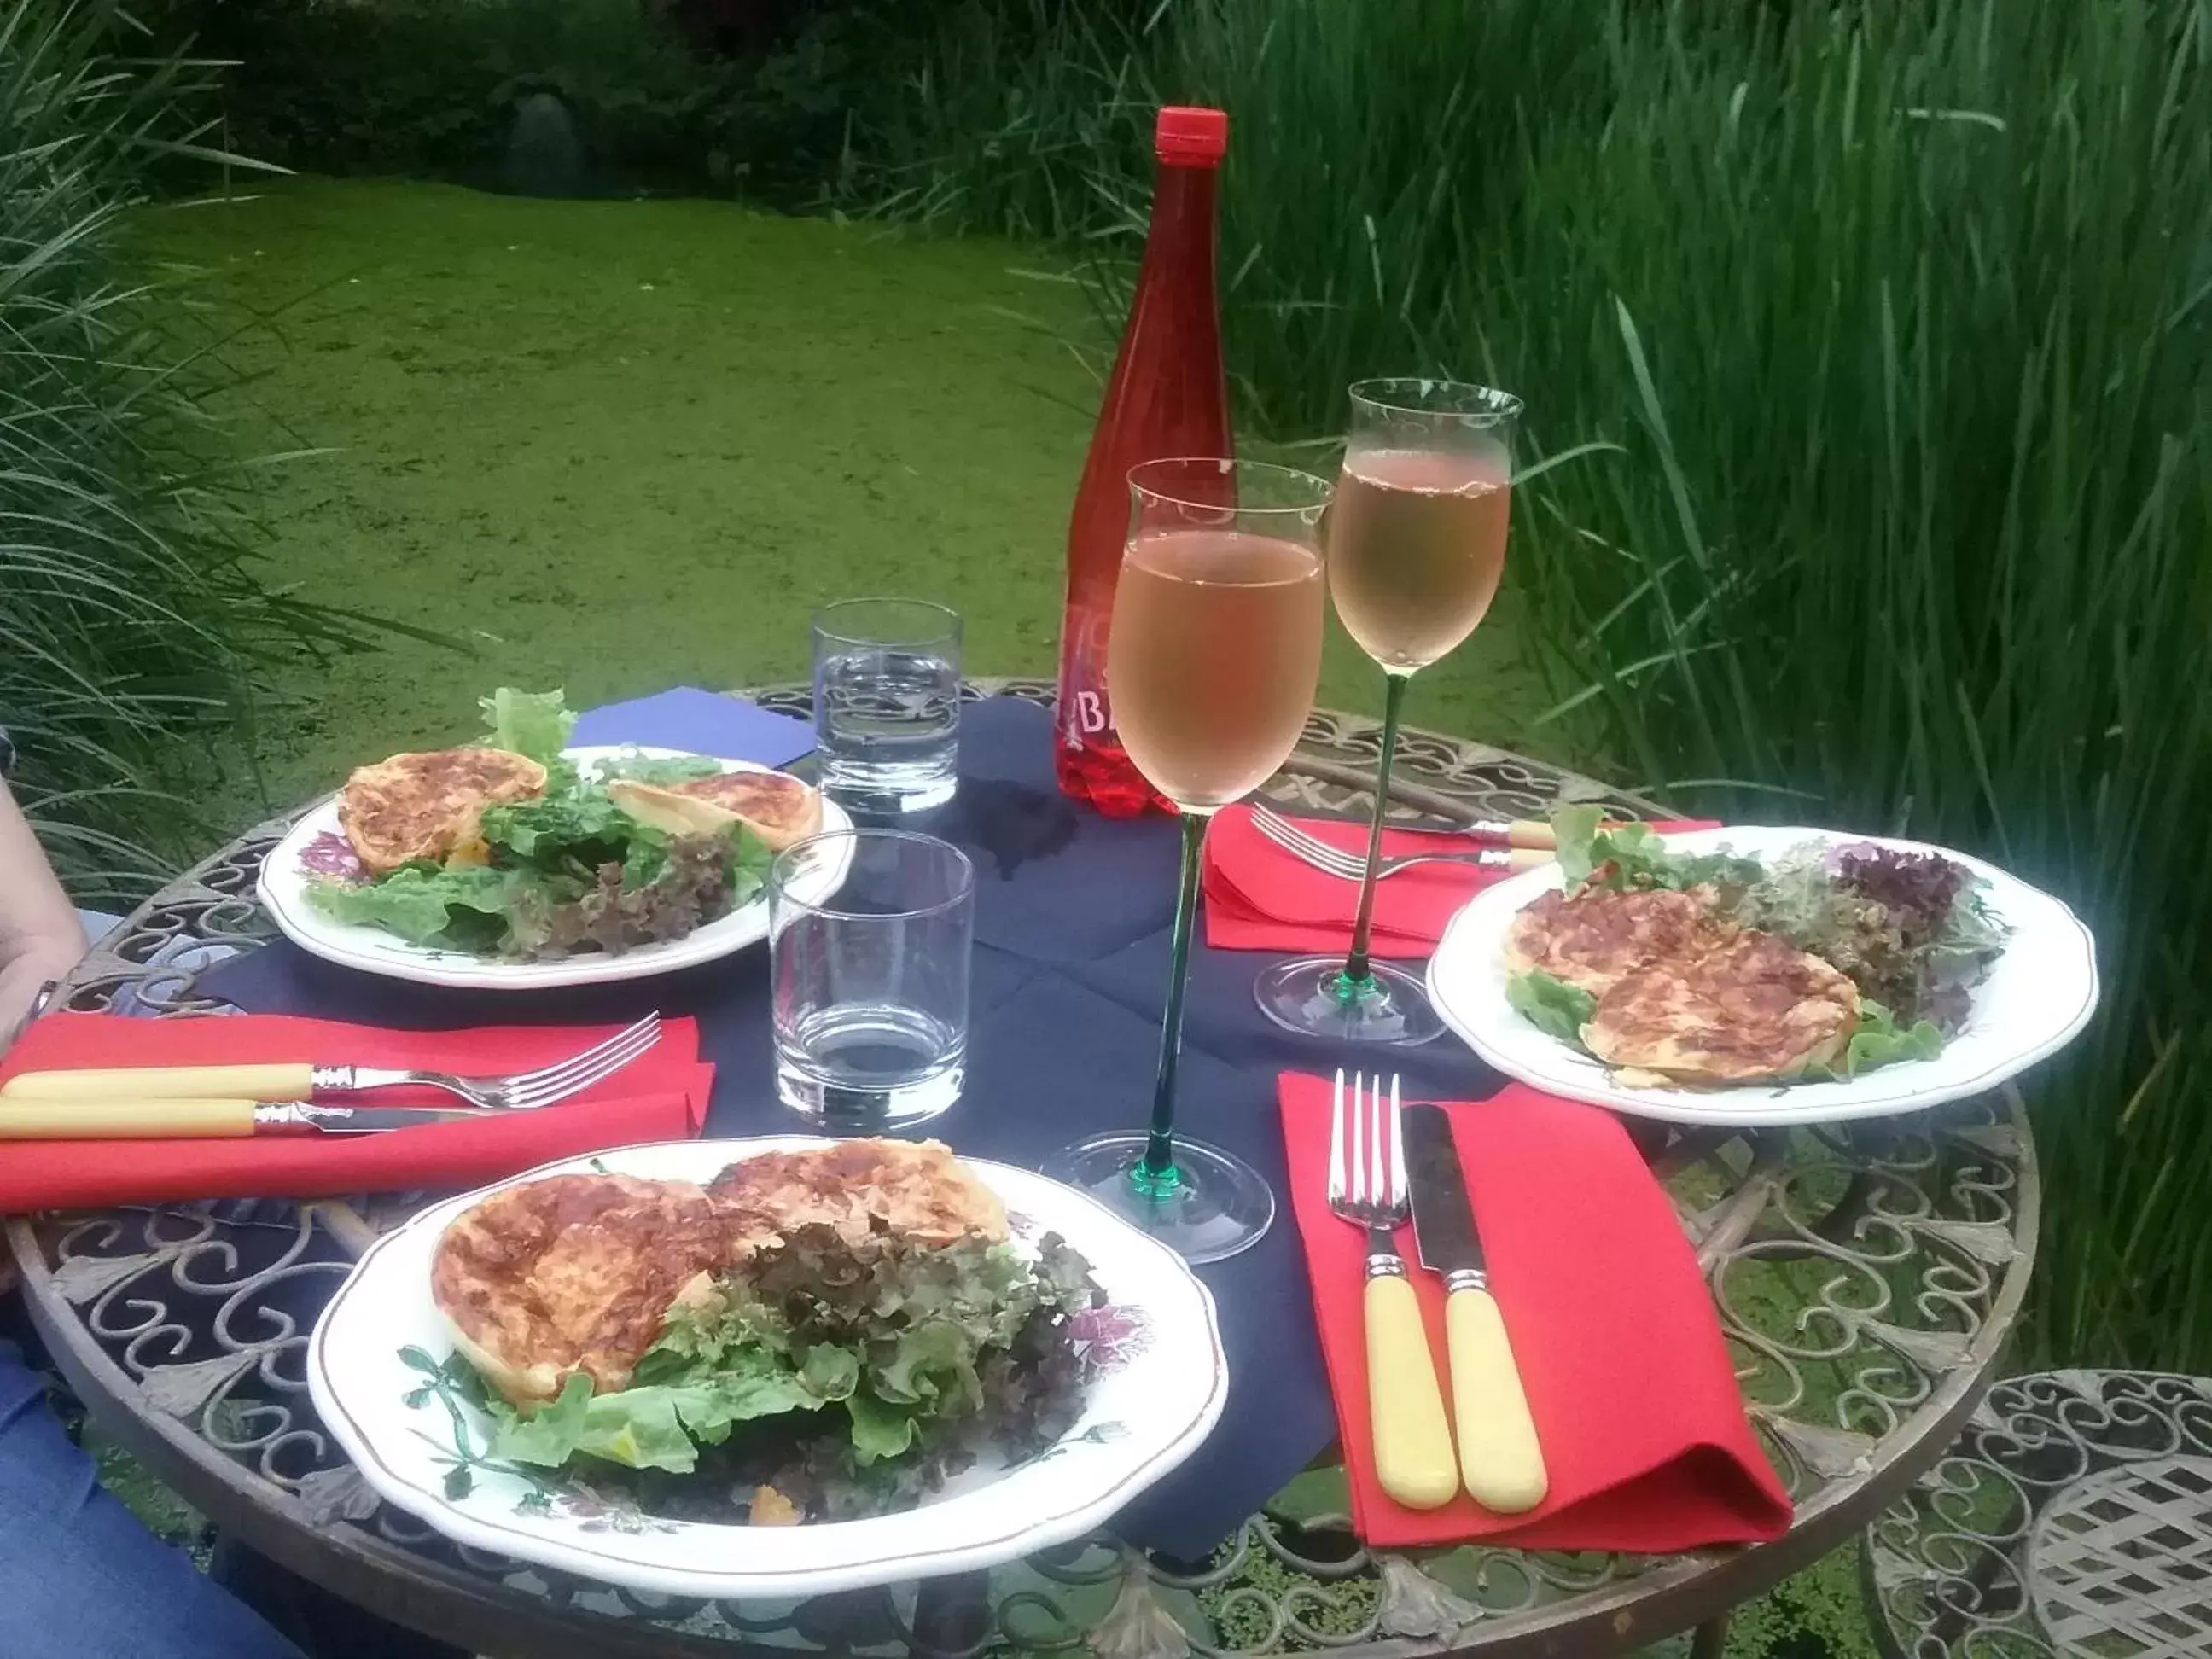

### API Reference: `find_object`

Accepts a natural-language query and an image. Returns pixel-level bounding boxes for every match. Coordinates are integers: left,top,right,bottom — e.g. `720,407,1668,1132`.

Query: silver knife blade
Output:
1404,1103,1487,1283
257,1103,482,1135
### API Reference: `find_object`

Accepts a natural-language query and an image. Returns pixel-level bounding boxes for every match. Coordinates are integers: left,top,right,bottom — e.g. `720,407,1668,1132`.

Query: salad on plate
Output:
301,688,818,960
430,1140,1106,1524
1503,807,2011,1088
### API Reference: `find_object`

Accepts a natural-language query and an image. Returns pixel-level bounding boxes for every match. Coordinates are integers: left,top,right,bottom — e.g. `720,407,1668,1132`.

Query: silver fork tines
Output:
1327,1070,1408,1279
311,1012,662,1109
1252,806,1514,883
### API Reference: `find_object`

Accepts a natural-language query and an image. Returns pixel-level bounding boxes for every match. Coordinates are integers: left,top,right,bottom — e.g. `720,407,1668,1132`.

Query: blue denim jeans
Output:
0,925,463,1656
0,1335,305,1659
3,914,293,1654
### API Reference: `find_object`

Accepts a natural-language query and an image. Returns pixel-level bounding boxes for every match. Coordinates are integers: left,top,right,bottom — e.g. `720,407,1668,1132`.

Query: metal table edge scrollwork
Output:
4,679,2041,1659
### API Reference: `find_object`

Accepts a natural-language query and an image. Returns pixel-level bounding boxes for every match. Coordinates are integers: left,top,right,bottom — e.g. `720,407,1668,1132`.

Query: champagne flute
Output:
1254,379,1522,1044
1043,457,1332,1263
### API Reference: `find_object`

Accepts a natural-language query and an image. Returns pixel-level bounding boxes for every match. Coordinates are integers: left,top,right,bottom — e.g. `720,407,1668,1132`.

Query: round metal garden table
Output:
3,680,2040,1658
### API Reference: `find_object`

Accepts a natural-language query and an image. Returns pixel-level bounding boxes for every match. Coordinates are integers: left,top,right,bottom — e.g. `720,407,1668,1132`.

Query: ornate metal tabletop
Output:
5,681,2040,1658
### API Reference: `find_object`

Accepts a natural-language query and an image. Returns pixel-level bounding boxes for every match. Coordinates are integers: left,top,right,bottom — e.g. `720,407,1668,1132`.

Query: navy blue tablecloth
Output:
201,696,1509,1559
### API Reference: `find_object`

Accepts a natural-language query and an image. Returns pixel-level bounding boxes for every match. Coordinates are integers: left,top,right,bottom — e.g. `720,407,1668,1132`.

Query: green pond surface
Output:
114,178,1869,1656
143,177,1543,830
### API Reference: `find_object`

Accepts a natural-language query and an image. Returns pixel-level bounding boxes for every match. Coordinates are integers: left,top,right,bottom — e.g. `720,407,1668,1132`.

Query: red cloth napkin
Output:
1278,1072,1791,1551
0,1015,712,1212
1204,809,1720,956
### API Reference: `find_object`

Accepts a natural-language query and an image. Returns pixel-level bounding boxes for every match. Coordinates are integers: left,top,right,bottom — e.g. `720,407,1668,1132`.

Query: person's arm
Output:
0,774,87,1050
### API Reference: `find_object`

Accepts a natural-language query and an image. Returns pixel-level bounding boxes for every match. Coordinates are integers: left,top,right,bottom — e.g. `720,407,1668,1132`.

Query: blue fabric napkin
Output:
568,686,814,769
205,694,1514,1561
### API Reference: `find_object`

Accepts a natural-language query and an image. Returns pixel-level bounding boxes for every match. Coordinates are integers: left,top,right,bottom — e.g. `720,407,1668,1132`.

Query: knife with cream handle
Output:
1,1064,316,1102
0,1099,480,1138
1403,1102,1549,1514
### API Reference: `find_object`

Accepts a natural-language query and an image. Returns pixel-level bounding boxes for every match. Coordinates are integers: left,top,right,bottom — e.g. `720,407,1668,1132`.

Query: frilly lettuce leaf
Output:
491,1362,842,1474
726,823,775,906
660,1371,838,1449
480,787,648,870
1505,969,1597,1045
1842,998,1945,1074
479,687,575,765
870,1322,981,1414
799,1344,861,1403
465,1224,1104,1505
1551,805,1610,887
490,1373,699,1473
305,864,514,950
1551,804,1758,894
846,1391,917,1463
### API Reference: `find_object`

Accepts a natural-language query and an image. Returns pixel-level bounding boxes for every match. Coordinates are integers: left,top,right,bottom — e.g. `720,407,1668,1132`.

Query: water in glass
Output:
770,829,973,1127
775,1001,965,1126
812,599,962,815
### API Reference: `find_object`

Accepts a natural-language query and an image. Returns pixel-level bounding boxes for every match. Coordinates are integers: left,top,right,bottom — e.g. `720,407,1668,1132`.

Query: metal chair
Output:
1863,1371,2212,1657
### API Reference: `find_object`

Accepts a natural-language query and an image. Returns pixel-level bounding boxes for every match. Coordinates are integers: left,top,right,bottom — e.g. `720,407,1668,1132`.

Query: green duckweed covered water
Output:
142,178,1540,827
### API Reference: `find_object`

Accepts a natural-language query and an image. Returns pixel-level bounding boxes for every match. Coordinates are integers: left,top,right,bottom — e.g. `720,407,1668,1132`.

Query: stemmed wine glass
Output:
1044,457,1333,1263
1254,379,1522,1045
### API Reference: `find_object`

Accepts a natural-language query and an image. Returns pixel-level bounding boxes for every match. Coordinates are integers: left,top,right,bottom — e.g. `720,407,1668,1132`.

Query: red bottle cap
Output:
1155,105,1228,166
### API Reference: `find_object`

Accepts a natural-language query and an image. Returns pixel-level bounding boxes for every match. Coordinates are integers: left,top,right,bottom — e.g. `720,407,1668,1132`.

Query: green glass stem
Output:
1138,808,1210,1187
1341,669,1412,990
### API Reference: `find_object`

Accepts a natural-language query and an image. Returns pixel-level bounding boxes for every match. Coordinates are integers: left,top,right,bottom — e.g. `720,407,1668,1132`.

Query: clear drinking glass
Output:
812,598,963,815
770,828,975,1127
1254,379,1522,1045
1042,457,1332,1264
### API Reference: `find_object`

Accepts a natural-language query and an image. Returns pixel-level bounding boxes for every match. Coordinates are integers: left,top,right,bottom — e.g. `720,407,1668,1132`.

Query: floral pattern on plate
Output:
311,1137,1228,1599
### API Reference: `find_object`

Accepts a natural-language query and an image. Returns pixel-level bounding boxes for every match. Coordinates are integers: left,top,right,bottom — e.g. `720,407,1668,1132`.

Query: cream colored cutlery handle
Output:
1445,1285,1548,1513
1364,1273,1458,1511
1509,818,1631,852
1505,846,1555,871
0,1063,312,1102
0,1098,260,1138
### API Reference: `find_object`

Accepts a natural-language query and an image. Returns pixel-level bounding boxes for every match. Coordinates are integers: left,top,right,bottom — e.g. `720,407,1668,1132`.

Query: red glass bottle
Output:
1054,105,1232,816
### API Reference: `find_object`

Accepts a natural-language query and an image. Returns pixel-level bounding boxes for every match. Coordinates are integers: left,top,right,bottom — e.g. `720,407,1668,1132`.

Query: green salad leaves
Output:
475,1225,1102,1523
1722,842,2006,1031
480,687,575,765
1842,998,1945,1074
304,688,778,959
1551,804,1761,894
306,863,515,952
1507,809,2005,1084
1505,969,1596,1043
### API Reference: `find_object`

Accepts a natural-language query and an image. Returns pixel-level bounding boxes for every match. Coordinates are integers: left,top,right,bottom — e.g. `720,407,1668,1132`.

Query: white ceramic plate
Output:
258,746,852,990
308,1138,1227,1598
1426,825,2098,1126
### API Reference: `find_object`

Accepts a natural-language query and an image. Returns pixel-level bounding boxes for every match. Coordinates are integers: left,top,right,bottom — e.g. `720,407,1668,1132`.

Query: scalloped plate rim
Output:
1426,824,2098,1126
306,1136,1230,1598
256,745,852,989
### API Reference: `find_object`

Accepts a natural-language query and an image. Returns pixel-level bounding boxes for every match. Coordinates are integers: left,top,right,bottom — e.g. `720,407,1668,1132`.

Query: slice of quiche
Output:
338,747,547,876
604,769,824,853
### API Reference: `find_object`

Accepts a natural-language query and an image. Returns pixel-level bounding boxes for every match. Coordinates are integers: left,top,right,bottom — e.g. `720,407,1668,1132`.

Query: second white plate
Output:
307,1137,1229,1598
259,745,851,990
1426,825,2098,1126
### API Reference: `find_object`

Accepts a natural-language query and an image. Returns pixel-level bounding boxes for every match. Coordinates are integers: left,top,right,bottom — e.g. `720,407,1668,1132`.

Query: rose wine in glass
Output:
1254,380,1522,1045
1330,447,1511,669
1110,530,1325,806
1043,458,1330,1264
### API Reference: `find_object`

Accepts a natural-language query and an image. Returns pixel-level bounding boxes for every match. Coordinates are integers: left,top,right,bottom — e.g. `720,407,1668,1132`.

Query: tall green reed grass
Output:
1497,0,2212,1371
2,0,374,899
851,0,2212,1369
